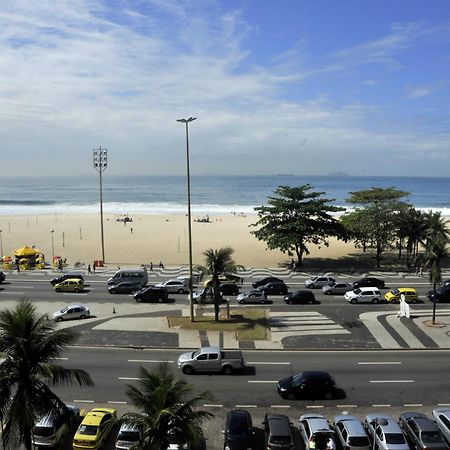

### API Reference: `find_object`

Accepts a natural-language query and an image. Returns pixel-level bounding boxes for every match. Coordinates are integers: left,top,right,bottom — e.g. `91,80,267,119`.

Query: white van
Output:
107,268,148,288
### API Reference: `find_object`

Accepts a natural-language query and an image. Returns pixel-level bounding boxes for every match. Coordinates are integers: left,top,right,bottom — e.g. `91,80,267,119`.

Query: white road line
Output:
203,404,223,408
370,380,414,383
4,291,25,295
63,293,88,296
337,405,358,408
128,359,174,363
248,380,278,383
358,362,401,365
373,404,391,407
118,377,142,381
55,357,69,360
270,405,291,408
247,362,291,365
74,400,94,403
438,403,450,406
108,401,127,405
404,404,423,407
306,405,324,409
236,405,257,408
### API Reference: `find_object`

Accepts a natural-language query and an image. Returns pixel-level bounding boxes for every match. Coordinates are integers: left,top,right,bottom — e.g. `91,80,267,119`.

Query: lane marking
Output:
55,357,68,360
358,362,401,365
108,401,127,405
247,362,291,365
128,359,174,363
203,404,223,408
118,377,142,381
438,403,450,406
270,405,290,408
248,380,278,383
236,405,257,408
62,293,88,296
337,405,357,408
306,405,324,409
373,404,391,407
74,400,94,403
370,380,414,383
404,404,423,407
3,291,25,295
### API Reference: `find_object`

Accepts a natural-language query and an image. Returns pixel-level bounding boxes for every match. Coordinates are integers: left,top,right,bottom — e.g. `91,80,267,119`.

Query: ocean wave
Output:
0,200,56,206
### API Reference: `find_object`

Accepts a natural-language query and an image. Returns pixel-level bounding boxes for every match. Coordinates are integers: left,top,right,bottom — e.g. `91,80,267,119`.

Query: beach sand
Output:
0,213,360,268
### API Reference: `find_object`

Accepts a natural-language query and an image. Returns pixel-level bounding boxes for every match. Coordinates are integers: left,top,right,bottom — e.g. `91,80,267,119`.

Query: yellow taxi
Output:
384,287,418,303
73,408,117,450
203,274,243,287
53,278,84,293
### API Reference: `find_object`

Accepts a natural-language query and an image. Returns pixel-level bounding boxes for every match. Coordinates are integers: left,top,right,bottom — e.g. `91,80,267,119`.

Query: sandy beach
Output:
0,213,360,269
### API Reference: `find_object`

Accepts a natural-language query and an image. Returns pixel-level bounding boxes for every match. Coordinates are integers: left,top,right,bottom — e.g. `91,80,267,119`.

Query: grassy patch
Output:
168,308,268,340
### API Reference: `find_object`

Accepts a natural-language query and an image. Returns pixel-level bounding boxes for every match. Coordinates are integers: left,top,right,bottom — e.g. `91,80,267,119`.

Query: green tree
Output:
121,363,213,449
344,187,410,267
251,185,345,266
0,300,94,450
196,247,241,322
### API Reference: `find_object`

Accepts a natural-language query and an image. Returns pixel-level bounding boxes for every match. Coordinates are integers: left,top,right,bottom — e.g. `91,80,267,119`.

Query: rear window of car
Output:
385,433,406,444
33,426,55,437
349,436,370,446
117,430,140,441
421,432,443,443
270,435,292,445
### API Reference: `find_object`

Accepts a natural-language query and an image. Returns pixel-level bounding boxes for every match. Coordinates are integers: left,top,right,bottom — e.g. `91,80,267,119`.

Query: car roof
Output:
298,371,332,379
228,409,251,421
411,418,441,432
334,416,366,435
358,287,380,292
65,304,87,309
366,415,400,432
82,408,115,426
302,416,331,433
266,414,291,435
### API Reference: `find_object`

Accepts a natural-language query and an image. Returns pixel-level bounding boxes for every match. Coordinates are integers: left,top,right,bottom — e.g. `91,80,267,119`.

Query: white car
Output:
298,414,336,450
53,304,90,321
305,276,335,289
236,289,271,304
344,287,381,304
155,280,189,294
432,408,450,444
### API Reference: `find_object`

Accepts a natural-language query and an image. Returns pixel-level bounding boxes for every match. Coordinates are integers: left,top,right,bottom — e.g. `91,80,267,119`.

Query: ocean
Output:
1,175,450,216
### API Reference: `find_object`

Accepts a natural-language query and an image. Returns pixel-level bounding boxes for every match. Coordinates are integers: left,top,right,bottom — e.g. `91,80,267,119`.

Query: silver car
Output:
237,289,270,304
334,415,370,450
299,414,335,450
433,408,450,444
304,276,335,289
53,304,90,321
155,279,188,294
322,282,353,295
365,414,409,450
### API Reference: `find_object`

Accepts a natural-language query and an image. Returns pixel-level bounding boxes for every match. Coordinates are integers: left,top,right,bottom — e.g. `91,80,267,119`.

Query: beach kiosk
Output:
13,246,45,270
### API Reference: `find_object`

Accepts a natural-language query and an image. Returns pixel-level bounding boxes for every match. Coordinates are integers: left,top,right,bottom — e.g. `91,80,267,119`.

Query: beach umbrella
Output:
14,246,39,257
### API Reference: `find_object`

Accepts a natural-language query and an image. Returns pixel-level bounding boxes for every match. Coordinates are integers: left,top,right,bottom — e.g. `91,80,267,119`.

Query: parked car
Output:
345,287,381,304
108,281,143,294
53,278,84,293
50,273,84,286
237,289,271,304
223,409,254,450
219,282,240,296
53,304,90,321
277,371,336,400
432,408,450,444
398,412,449,450
0,271,5,283
385,288,418,303
115,422,142,450
252,277,283,288
262,414,294,450
284,290,316,304
192,288,227,304
333,415,370,450
304,275,335,289
133,286,169,303
298,414,336,450
73,408,117,450
364,414,409,450
155,279,189,294
258,281,288,295
427,286,450,303
32,405,81,448
353,277,385,289
322,282,353,295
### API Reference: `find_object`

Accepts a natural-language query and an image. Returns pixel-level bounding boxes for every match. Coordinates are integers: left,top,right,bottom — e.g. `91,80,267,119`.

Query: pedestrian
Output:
93,264,96,273
159,261,164,269
150,262,153,271
130,227,133,233
17,264,20,273
88,264,92,274
309,436,316,450
326,437,335,450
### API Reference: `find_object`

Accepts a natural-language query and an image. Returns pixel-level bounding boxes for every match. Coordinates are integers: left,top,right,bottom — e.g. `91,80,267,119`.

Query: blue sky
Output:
1,0,449,176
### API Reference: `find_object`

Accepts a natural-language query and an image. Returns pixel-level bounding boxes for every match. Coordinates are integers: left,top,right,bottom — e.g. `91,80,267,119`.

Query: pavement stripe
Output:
248,380,278,383
108,401,127,405
247,362,290,365
386,314,425,348
203,404,223,408
74,400,94,403
270,405,290,408
118,377,142,381
128,359,174,363
358,362,401,365
235,405,257,408
373,404,391,407
370,380,414,383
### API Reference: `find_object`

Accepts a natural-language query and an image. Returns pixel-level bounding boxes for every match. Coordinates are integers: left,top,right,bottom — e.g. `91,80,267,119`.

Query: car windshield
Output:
385,433,406,444
33,426,55,437
354,289,362,294
229,421,249,436
270,436,291,445
421,432,444,443
291,374,304,386
117,430,140,441
78,425,98,436
392,289,400,295
60,307,68,313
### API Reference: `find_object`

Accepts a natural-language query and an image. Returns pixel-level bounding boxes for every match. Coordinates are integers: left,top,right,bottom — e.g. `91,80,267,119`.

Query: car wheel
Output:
136,298,142,303
350,298,357,304
287,393,296,400
55,288,61,292
183,365,194,375
222,365,233,375
74,288,80,293
259,299,266,304
177,288,184,294
309,299,315,304
109,290,115,294
80,315,86,319
324,391,334,400
372,298,380,304
56,317,63,322
286,300,292,304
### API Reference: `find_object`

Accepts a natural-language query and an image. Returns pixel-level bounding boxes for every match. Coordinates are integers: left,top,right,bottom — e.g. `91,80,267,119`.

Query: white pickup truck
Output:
177,346,245,375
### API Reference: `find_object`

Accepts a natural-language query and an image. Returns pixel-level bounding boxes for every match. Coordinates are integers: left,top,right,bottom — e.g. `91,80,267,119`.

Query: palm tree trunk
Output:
432,281,437,324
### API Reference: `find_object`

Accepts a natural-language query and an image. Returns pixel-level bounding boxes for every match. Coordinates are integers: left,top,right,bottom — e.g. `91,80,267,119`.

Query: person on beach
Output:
150,262,153,271
159,261,164,268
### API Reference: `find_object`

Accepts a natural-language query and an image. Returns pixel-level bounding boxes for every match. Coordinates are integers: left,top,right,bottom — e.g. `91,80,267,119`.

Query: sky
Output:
1,0,450,177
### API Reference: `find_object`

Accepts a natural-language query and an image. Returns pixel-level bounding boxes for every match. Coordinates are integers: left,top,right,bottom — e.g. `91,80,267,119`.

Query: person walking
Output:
88,264,92,274
150,262,153,271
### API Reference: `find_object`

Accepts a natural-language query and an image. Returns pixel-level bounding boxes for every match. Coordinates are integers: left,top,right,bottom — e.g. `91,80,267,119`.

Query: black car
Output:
353,277,385,289
0,271,5,283
252,277,283,288
427,285,450,303
223,410,254,450
277,371,336,400
398,412,449,450
220,283,240,296
133,286,169,303
284,290,316,304
50,273,84,286
258,281,288,295
108,281,143,294
262,414,294,450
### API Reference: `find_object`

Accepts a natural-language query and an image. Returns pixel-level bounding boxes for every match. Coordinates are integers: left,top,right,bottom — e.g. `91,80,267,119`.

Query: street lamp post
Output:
0,229,3,257
177,117,196,322
93,146,108,264
51,229,55,259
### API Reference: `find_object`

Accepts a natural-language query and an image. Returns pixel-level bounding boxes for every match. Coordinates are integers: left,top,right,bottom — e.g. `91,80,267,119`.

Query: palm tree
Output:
0,300,94,450
197,247,242,321
121,363,213,449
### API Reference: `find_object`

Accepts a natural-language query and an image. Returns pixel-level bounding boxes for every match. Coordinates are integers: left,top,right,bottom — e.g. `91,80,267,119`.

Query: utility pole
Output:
93,146,108,263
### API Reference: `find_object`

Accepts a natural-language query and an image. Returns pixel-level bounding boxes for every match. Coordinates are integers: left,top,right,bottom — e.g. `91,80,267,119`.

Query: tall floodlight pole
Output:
50,229,55,259
0,229,3,257
177,117,196,322
93,146,108,263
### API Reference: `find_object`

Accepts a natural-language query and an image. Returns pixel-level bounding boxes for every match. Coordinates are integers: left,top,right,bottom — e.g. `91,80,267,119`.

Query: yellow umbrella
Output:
14,246,40,257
